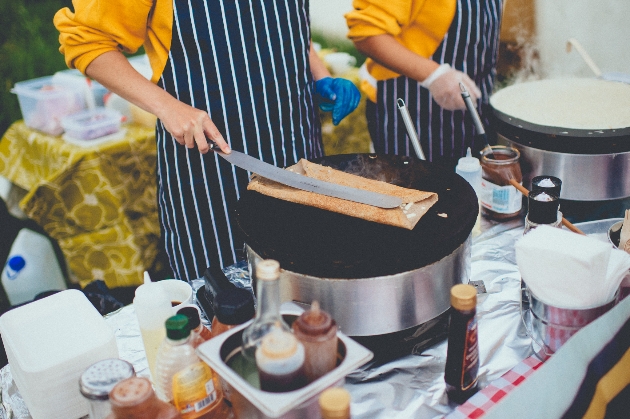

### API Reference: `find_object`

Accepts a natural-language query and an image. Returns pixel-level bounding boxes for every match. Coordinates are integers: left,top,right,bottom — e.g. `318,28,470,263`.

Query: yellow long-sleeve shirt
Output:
345,0,456,83
54,0,173,84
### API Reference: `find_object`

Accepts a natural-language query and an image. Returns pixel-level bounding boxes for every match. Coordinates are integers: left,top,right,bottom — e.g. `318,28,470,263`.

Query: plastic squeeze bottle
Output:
292,301,338,383
133,273,173,381
455,147,482,237
154,315,222,418
176,305,213,347
255,323,306,393
105,376,181,419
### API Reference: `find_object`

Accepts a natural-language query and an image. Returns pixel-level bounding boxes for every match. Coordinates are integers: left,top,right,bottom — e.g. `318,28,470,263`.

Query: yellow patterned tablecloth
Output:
0,121,159,288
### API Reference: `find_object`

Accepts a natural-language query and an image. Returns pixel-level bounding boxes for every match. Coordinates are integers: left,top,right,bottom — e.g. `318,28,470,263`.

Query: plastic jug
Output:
1,228,67,306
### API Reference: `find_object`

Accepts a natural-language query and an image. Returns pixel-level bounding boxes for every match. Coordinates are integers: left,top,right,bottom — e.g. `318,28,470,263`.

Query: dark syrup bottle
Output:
444,284,479,404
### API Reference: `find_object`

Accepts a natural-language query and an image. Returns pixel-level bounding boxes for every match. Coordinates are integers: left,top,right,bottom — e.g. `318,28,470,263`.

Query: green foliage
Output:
311,29,366,68
0,0,73,136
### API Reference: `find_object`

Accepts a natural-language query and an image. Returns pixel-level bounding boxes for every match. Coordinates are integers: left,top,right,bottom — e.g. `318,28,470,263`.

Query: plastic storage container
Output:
0,289,118,419
11,76,85,135
0,228,67,306
61,107,123,141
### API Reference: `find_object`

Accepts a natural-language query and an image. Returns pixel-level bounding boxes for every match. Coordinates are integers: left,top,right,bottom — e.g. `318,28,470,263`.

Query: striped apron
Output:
369,0,502,166
156,0,322,282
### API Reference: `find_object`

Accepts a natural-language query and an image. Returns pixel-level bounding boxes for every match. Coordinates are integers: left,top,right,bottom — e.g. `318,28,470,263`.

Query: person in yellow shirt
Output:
346,0,503,169
54,1,360,282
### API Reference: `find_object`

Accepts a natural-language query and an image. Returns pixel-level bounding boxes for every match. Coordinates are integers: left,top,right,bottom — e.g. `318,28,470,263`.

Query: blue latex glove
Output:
315,77,361,125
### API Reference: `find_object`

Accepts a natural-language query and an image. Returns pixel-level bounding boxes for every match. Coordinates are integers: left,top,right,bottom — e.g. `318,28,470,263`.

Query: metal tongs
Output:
396,98,426,160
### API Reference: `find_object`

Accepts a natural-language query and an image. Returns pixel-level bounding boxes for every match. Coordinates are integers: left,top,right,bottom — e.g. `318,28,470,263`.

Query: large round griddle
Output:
234,154,478,279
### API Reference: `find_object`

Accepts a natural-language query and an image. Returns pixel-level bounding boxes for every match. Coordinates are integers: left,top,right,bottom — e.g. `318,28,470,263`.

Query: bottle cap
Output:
256,260,281,281
79,359,135,401
319,387,351,419
177,305,202,330
259,324,299,360
531,175,562,198
214,288,255,325
527,191,560,224
7,256,25,272
109,377,154,408
292,301,336,338
450,284,477,311
456,148,481,173
165,314,191,340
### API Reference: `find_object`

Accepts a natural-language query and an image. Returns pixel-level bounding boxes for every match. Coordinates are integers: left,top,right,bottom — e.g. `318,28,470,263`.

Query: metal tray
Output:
196,302,373,418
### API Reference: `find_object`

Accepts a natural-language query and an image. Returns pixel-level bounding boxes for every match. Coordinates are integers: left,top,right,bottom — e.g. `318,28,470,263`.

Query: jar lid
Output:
79,359,135,400
165,314,190,340
319,387,351,419
450,284,477,311
527,190,560,224
214,288,255,325
531,175,562,198
177,305,201,330
256,260,281,281
109,377,153,408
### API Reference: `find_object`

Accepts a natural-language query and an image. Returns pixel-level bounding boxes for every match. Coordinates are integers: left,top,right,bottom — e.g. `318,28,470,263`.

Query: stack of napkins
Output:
515,226,630,309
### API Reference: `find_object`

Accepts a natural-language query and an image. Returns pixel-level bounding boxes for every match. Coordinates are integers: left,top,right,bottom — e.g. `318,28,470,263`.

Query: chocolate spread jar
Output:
479,146,523,220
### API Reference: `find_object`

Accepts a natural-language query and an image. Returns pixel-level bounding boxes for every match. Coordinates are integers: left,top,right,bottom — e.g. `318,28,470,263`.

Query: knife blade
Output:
214,149,403,209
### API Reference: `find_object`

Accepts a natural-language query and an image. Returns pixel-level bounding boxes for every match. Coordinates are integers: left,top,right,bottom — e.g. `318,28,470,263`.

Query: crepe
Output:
247,159,438,229
490,78,630,130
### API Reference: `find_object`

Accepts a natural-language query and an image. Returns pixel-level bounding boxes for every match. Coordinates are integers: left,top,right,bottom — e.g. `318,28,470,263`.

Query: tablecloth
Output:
0,121,159,288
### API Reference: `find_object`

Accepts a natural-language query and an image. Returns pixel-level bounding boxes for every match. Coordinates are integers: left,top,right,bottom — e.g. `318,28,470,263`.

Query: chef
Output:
345,0,502,169
54,0,361,282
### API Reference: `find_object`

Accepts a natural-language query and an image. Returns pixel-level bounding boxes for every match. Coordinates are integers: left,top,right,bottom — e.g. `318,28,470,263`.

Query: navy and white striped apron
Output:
369,0,502,165
156,0,322,282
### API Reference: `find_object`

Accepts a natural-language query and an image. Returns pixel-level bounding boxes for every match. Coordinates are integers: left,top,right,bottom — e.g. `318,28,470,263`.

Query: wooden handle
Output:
508,179,586,236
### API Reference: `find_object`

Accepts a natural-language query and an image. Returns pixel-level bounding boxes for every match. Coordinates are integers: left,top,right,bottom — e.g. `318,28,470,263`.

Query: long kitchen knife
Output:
214,148,403,209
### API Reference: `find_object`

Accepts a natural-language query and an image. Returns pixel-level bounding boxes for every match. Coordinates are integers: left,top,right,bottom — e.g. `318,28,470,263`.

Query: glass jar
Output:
523,190,562,235
79,359,135,419
479,146,523,220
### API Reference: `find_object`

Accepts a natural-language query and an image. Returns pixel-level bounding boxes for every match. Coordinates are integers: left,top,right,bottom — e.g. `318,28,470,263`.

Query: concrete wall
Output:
535,0,630,78
310,0,354,40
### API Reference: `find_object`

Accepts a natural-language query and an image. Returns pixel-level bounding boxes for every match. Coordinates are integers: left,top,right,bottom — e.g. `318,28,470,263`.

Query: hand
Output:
158,99,230,154
315,77,361,125
422,64,481,111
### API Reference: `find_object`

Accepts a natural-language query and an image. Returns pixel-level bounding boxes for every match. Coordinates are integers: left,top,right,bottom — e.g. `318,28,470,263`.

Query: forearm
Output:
353,34,439,83
309,43,331,81
85,50,177,121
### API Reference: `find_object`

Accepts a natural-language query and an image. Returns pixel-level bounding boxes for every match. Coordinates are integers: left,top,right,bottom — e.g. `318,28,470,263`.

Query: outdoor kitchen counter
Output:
0,217,623,419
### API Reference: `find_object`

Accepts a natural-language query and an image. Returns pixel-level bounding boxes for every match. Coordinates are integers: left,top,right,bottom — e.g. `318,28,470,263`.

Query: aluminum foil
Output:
0,218,621,419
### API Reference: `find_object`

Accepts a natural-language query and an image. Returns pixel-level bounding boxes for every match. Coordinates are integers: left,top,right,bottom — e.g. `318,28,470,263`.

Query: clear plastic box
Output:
61,107,123,141
11,76,85,135
0,289,118,419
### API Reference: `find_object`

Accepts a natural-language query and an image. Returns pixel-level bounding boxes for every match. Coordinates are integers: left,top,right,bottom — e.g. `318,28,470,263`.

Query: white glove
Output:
421,64,482,111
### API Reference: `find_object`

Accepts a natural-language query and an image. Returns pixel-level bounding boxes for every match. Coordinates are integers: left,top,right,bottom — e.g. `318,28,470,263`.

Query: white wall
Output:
535,0,630,78
310,0,354,40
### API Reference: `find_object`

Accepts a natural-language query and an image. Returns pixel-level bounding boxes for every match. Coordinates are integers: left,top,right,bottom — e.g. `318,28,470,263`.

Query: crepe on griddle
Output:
247,159,438,229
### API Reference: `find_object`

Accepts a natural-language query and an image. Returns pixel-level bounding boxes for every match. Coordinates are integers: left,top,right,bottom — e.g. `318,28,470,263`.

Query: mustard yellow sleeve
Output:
345,0,415,41
54,0,169,82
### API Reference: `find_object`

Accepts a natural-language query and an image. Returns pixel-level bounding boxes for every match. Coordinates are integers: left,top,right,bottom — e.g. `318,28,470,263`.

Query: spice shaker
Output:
292,300,338,383
444,284,479,404
531,175,562,198
80,359,136,419
479,146,523,220
524,190,561,235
